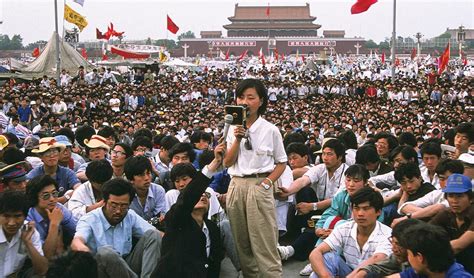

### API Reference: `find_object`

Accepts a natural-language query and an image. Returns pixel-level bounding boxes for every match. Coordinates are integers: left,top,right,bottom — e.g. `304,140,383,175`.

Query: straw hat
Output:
0,135,9,151
31,137,66,154
84,135,110,151
314,137,336,154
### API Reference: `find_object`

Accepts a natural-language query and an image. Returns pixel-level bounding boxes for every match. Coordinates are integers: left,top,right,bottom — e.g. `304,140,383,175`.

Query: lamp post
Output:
457,25,466,59
182,43,189,58
415,32,423,58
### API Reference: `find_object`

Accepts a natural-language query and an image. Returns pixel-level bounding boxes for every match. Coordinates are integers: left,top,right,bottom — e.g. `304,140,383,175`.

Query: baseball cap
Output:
442,174,472,194
0,161,28,182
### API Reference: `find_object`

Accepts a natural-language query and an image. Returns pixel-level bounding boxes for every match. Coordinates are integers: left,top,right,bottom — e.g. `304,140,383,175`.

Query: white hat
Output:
459,153,474,165
30,101,37,105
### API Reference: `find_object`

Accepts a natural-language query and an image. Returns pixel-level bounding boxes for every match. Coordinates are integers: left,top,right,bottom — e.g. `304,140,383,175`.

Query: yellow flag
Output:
159,51,167,62
64,4,88,31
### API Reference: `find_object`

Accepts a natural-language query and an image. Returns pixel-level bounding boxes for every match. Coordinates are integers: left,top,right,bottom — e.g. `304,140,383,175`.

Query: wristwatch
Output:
261,182,271,190
312,202,318,211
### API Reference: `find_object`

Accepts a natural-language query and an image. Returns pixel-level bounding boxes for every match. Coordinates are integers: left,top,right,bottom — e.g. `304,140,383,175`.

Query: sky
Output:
0,0,473,44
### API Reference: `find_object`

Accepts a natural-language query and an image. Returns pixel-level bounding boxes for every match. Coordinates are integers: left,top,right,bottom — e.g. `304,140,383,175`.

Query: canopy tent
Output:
18,33,94,79
163,59,198,67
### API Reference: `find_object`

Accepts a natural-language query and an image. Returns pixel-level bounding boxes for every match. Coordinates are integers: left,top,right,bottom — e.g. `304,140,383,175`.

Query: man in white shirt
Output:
281,138,348,213
0,191,48,277
51,96,68,120
309,187,392,277
109,92,121,112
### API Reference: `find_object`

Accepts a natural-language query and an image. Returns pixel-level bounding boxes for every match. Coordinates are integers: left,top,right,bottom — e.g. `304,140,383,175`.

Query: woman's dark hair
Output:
349,186,383,211
168,142,196,162
399,223,454,273
101,178,135,203
389,146,419,166
0,191,29,216
234,78,268,115
283,132,306,149
86,159,113,184
131,136,153,152
113,143,133,158
170,162,197,183
338,130,358,150
394,162,422,183
26,175,58,207
124,156,153,181
355,145,380,165
344,164,370,182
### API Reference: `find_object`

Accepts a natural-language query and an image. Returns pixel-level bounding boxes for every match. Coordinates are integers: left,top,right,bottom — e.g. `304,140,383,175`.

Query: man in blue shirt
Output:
17,99,32,127
124,156,166,222
389,223,472,278
71,178,161,278
28,137,81,203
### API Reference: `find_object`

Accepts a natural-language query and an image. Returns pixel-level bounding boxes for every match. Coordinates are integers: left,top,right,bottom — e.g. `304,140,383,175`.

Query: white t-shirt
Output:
226,117,287,177
324,220,392,269
304,163,348,201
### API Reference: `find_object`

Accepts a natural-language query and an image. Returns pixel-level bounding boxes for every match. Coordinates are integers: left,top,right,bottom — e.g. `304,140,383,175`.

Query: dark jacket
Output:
153,172,224,278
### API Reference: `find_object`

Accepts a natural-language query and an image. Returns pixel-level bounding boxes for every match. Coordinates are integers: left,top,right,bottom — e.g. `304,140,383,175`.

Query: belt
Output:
241,172,271,178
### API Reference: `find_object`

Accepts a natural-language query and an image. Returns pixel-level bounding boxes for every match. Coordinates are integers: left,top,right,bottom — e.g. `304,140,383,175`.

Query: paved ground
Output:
220,256,310,278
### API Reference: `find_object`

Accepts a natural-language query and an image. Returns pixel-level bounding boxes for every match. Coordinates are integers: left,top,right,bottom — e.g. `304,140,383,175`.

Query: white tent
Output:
163,59,197,67
19,33,94,78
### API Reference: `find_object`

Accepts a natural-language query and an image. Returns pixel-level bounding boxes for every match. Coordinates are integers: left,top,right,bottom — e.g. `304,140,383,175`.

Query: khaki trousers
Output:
226,176,282,278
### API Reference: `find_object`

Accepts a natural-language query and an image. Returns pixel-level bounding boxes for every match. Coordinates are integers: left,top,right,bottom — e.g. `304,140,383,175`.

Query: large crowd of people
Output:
0,56,473,278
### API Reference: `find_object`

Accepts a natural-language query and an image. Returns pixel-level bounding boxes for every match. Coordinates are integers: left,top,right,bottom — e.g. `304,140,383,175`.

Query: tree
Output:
25,40,48,50
10,34,24,49
364,40,378,49
177,31,195,41
379,38,390,50
154,39,177,50
0,34,11,50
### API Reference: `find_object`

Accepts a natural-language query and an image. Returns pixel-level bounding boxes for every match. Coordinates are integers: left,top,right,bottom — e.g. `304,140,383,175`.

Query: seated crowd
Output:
0,69,473,278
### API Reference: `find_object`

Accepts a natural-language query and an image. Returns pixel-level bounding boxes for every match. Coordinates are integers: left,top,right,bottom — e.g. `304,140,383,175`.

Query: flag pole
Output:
390,0,397,84
54,0,61,85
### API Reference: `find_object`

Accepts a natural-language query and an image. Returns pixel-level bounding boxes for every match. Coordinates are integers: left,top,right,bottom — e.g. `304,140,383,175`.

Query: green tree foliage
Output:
0,34,24,50
177,31,195,41
364,39,378,49
154,39,177,50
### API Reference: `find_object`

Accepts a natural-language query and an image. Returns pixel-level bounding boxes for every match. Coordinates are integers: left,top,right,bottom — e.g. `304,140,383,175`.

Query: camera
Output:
224,105,247,126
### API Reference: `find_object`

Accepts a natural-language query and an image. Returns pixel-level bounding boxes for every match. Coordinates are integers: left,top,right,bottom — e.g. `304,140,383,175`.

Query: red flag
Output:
410,47,416,60
32,47,40,58
351,0,377,14
225,48,230,60
463,57,468,66
381,52,385,64
81,48,87,59
274,49,279,62
438,42,450,74
167,15,179,34
266,4,270,17
96,28,107,40
102,54,108,61
237,49,248,62
302,53,305,63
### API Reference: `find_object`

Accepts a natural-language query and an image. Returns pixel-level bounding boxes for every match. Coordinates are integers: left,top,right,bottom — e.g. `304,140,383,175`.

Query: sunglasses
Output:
40,191,59,200
111,150,126,156
244,137,252,150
